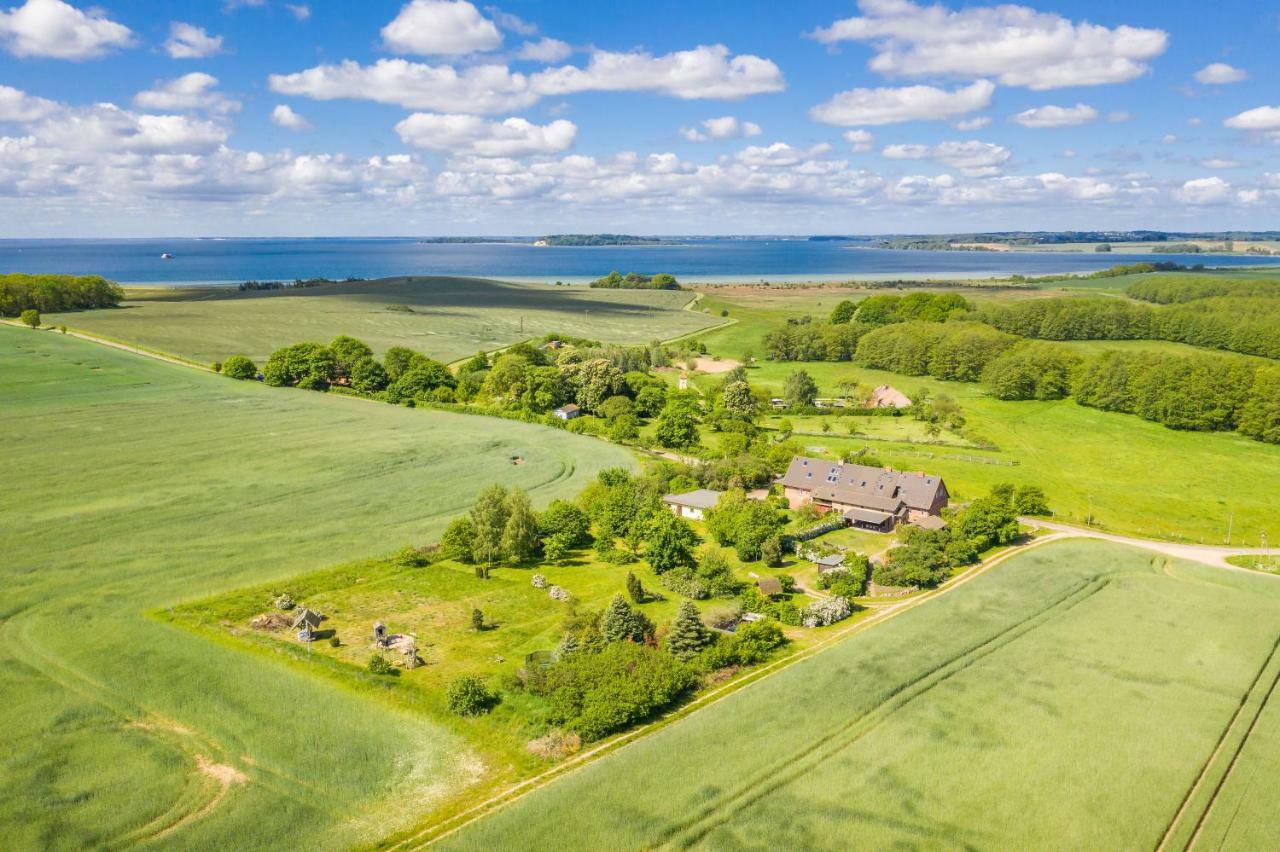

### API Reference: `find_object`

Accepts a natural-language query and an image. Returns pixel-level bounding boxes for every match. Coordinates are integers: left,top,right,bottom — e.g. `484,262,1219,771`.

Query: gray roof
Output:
662,488,722,510
814,553,845,567
292,608,323,629
757,576,783,596
844,506,894,524
780,457,947,513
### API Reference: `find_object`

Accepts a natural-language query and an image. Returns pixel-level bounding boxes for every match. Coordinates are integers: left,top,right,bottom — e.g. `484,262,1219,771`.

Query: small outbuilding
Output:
662,488,722,521
293,607,323,642
814,553,846,573
756,576,784,597
553,403,582,420
867,384,912,409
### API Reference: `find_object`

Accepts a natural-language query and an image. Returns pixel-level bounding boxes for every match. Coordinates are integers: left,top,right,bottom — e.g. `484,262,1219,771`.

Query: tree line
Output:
0,274,124,316
763,292,970,362
975,292,1280,360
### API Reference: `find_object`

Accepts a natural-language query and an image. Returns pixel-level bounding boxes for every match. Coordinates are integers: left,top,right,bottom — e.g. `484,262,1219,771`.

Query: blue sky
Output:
0,0,1278,236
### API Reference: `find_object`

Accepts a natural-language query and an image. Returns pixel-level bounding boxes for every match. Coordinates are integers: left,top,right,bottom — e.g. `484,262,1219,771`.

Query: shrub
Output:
446,676,498,716
19,308,40,328
221,355,257,380
367,653,395,676
329,636,341,648
532,573,548,589
734,619,786,663
802,596,854,628
532,642,695,741
274,593,295,611
548,585,571,602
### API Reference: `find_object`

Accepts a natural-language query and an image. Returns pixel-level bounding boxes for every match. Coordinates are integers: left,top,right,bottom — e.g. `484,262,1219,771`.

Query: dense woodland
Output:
759,274,1280,444
0,274,123,316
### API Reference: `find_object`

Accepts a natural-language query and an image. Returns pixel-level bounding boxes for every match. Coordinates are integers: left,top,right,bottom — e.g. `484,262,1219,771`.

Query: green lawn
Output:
0,325,635,849
45,276,723,365
443,538,1280,850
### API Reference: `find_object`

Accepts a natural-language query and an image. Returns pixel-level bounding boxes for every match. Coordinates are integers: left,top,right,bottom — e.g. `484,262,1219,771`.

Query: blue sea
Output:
0,237,1275,286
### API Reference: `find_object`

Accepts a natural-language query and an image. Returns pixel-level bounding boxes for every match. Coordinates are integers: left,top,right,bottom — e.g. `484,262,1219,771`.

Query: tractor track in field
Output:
0,608,242,848
1156,629,1280,852
654,575,1111,849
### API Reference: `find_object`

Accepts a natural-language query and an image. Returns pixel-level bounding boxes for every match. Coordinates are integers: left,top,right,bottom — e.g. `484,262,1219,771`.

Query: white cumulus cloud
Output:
882,139,1011,176
532,44,784,100
1010,104,1099,128
271,104,311,131
844,129,874,152
1175,176,1232,204
680,115,761,142
953,116,991,131
0,83,57,121
1224,105,1280,131
0,0,134,59
810,80,994,126
809,0,1167,90
270,44,784,114
135,73,240,115
164,22,222,59
517,37,571,63
395,113,576,157
1194,63,1247,85
381,0,502,56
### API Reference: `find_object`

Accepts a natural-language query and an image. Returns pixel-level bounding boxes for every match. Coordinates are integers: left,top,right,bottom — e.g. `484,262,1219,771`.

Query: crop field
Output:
443,538,1280,850
0,325,634,849
684,292,1280,544
44,276,723,365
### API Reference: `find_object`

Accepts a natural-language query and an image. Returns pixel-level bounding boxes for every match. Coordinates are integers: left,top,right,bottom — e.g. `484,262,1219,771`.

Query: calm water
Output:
1,238,1275,285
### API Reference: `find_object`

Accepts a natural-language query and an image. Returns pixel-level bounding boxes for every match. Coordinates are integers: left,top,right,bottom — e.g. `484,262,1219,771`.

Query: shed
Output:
662,488,722,520
756,576,784,597
553,403,582,420
814,553,846,573
843,505,896,532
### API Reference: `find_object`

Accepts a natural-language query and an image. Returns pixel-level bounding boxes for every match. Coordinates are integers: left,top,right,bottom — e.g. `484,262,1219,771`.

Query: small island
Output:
535,234,666,247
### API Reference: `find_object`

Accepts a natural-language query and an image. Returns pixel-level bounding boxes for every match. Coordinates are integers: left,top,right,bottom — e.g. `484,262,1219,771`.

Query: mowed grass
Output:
444,539,1280,850
0,325,634,850
686,291,1280,544
46,276,723,365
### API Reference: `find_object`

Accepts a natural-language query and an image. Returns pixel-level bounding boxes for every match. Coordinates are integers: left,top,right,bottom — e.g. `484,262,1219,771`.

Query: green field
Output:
0,325,634,848
45,276,723,365
443,538,1280,850
687,290,1280,544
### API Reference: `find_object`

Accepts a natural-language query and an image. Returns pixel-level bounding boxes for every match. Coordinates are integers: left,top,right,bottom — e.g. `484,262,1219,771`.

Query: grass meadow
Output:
45,276,723,365
443,538,1280,850
688,289,1280,545
0,325,634,849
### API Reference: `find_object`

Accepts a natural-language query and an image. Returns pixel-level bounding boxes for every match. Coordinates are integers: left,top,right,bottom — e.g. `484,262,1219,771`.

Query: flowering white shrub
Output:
532,574,548,588
548,585,570,601
802,595,853,628
274,593,295,611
